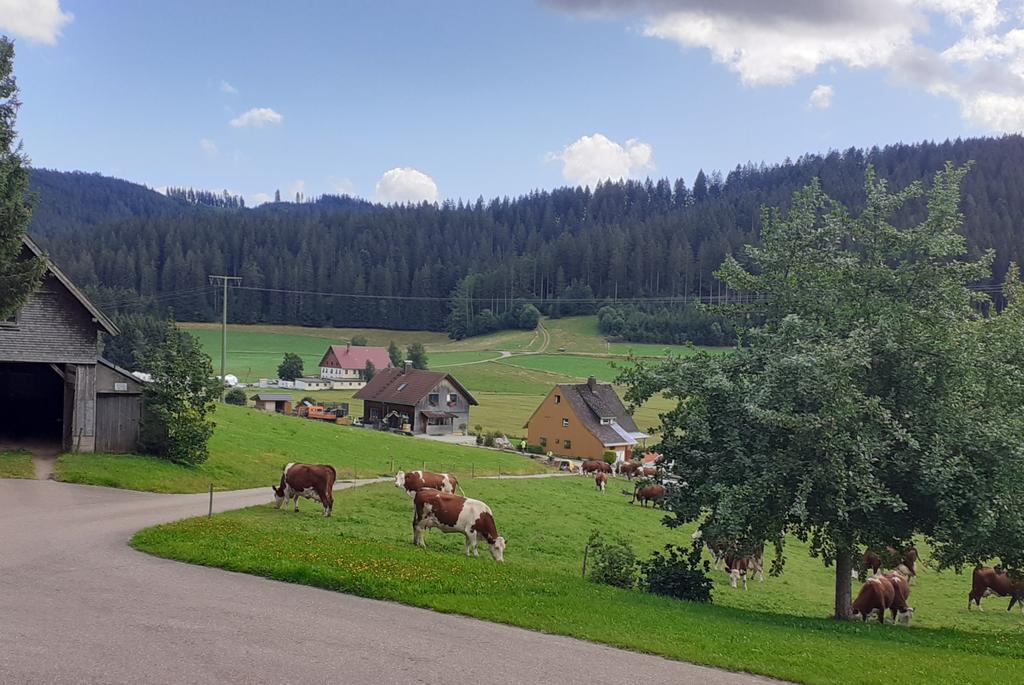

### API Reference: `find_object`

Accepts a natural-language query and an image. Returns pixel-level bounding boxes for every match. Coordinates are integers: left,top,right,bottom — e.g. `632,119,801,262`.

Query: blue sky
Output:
4,1,1022,204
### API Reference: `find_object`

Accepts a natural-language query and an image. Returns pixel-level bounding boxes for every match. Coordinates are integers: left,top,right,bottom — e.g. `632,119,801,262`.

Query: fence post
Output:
581,542,590,578
208,483,213,518
471,463,475,479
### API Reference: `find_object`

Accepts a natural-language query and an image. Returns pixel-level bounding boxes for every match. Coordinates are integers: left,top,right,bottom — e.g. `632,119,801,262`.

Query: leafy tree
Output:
585,530,637,589
363,359,376,381
139,325,221,465
224,388,247,406
277,352,303,380
0,37,43,320
387,340,401,367
516,303,540,329
406,342,428,369
621,163,1024,619
102,312,172,371
350,334,368,346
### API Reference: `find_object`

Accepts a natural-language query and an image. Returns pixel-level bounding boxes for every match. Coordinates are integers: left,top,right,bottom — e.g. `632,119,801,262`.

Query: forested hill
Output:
26,135,1024,334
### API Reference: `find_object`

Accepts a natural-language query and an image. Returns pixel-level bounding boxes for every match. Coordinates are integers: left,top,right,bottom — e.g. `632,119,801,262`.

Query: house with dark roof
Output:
318,344,393,389
353,363,477,435
524,376,649,461
250,392,293,414
0,236,145,453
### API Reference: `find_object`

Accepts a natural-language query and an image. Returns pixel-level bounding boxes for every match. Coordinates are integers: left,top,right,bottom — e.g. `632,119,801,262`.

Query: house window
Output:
554,394,561,404
539,437,547,448
447,393,458,404
397,383,408,391
564,440,572,450
369,407,380,419
562,418,569,428
0,310,17,327
428,393,439,405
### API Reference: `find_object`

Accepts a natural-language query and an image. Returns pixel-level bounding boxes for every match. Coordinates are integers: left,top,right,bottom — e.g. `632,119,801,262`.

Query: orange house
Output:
524,377,648,461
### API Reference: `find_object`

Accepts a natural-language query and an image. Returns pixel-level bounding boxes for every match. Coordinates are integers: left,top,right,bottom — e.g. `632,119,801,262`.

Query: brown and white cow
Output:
968,566,1024,612
864,547,919,582
617,461,640,480
884,570,915,625
639,466,659,478
412,489,506,562
272,462,336,517
631,483,666,508
394,469,459,497
852,574,896,624
580,460,612,475
723,552,765,590
595,472,608,492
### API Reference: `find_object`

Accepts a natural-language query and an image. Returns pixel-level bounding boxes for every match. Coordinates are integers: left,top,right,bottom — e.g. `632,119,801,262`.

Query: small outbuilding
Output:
250,392,293,414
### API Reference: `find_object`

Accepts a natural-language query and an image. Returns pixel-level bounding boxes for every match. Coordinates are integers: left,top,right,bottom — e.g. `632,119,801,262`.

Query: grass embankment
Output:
55,404,547,493
0,450,35,479
133,477,1024,684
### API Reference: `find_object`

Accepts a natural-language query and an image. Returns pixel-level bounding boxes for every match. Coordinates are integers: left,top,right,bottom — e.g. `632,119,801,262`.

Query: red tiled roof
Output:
319,345,393,371
353,367,478,406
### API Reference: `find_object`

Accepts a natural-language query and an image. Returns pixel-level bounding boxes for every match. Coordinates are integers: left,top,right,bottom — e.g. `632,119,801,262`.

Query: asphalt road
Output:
0,478,780,685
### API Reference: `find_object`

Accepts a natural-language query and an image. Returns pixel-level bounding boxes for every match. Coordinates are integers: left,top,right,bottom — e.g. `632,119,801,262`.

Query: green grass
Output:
55,404,547,493
133,477,1024,684
500,354,626,382
0,450,34,479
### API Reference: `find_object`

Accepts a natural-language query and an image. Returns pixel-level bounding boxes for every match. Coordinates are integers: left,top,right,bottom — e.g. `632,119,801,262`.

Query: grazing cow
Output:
852,575,896,624
864,547,919,582
631,483,666,508
412,489,506,562
272,462,336,517
724,553,764,590
595,472,608,492
617,461,640,480
884,570,915,625
968,567,1024,612
394,469,459,497
580,460,612,475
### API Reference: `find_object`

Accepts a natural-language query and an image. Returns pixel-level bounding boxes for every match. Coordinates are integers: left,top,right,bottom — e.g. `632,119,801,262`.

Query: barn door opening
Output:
0,362,65,450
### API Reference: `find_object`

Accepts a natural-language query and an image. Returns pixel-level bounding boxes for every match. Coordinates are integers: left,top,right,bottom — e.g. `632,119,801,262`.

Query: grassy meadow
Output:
181,316,711,439
55,404,547,493
133,476,1024,685
0,450,34,479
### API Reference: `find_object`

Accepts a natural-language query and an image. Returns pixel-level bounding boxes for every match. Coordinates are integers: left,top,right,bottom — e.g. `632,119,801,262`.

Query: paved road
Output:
0,478,779,685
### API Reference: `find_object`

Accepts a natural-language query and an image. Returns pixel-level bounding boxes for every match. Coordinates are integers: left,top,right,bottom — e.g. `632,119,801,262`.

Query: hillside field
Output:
180,317,714,438
55,404,547,493
134,476,1024,685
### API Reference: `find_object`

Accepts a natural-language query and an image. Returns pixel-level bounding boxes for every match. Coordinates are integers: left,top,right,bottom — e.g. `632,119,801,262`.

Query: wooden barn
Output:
0,236,143,453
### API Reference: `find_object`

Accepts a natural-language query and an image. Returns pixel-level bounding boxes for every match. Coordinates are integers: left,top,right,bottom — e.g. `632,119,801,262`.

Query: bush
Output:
639,543,714,603
586,530,637,589
483,431,496,448
602,450,617,465
526,444,544,455
224,388,247,406
350,334,368,346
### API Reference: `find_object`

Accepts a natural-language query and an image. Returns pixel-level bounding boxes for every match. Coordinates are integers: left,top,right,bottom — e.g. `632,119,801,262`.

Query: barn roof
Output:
21,235,119,336
319,344,393,370
353,367,478,406
250,393,293,401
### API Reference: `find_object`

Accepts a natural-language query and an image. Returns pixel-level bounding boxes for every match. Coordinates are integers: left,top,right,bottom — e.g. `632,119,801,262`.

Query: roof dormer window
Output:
600,417,613,425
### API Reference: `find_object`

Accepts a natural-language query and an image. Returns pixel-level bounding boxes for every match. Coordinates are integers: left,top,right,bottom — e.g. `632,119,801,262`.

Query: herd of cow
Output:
270,461,1024,622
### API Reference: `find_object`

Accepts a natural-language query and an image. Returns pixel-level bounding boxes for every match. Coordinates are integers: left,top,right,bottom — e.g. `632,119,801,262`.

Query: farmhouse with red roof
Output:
318,343,393,389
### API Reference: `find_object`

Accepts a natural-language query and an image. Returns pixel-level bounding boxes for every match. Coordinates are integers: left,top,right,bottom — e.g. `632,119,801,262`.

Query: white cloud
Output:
220,80,239,95
0,0,72,45
808,84,834,109
199,138,218,155
229,107,283,128
374,167,439,204
326,176,357,196
285,179,306,200
545,0,1024,132
549,133,653,187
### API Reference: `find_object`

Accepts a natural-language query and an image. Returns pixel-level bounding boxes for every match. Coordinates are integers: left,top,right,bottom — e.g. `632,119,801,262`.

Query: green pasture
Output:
0,450,34,479
133,476,1024,685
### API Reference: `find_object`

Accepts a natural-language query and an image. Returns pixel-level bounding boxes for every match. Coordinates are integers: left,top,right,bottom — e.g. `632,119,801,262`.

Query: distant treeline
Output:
26,135,1024,343
597,303,736,347
164,187,245,209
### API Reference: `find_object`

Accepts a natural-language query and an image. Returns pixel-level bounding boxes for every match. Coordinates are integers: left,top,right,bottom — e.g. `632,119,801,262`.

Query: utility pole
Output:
208,275,242,400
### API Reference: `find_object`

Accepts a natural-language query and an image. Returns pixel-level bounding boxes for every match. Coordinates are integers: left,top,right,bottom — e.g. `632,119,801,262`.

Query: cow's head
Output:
393,471,406,490
897,607,915,626
490,536,506,563
271,484,286,509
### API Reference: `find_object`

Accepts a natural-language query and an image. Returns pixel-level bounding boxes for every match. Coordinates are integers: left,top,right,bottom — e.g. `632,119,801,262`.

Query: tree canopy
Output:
277,352,303,381
621,163,1024,618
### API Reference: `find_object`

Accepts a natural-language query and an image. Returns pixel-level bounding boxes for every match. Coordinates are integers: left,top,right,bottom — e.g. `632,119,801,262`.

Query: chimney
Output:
587,376,597,391
403,361,413,374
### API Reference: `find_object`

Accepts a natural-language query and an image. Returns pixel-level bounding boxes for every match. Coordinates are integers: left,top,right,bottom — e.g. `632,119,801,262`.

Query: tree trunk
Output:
834,548,854,620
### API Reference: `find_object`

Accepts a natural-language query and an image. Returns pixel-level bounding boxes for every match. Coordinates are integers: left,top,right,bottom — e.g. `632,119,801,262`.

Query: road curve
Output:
0,478,780,685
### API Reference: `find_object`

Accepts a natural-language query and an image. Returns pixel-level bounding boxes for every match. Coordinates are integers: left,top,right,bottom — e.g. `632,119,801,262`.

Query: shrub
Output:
475,434,484,446
586,530,637,589
639,543,714,603
602,450,617,465
526,444,544,455
483,431,496,448
350,334,368,346
224,388,247,406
